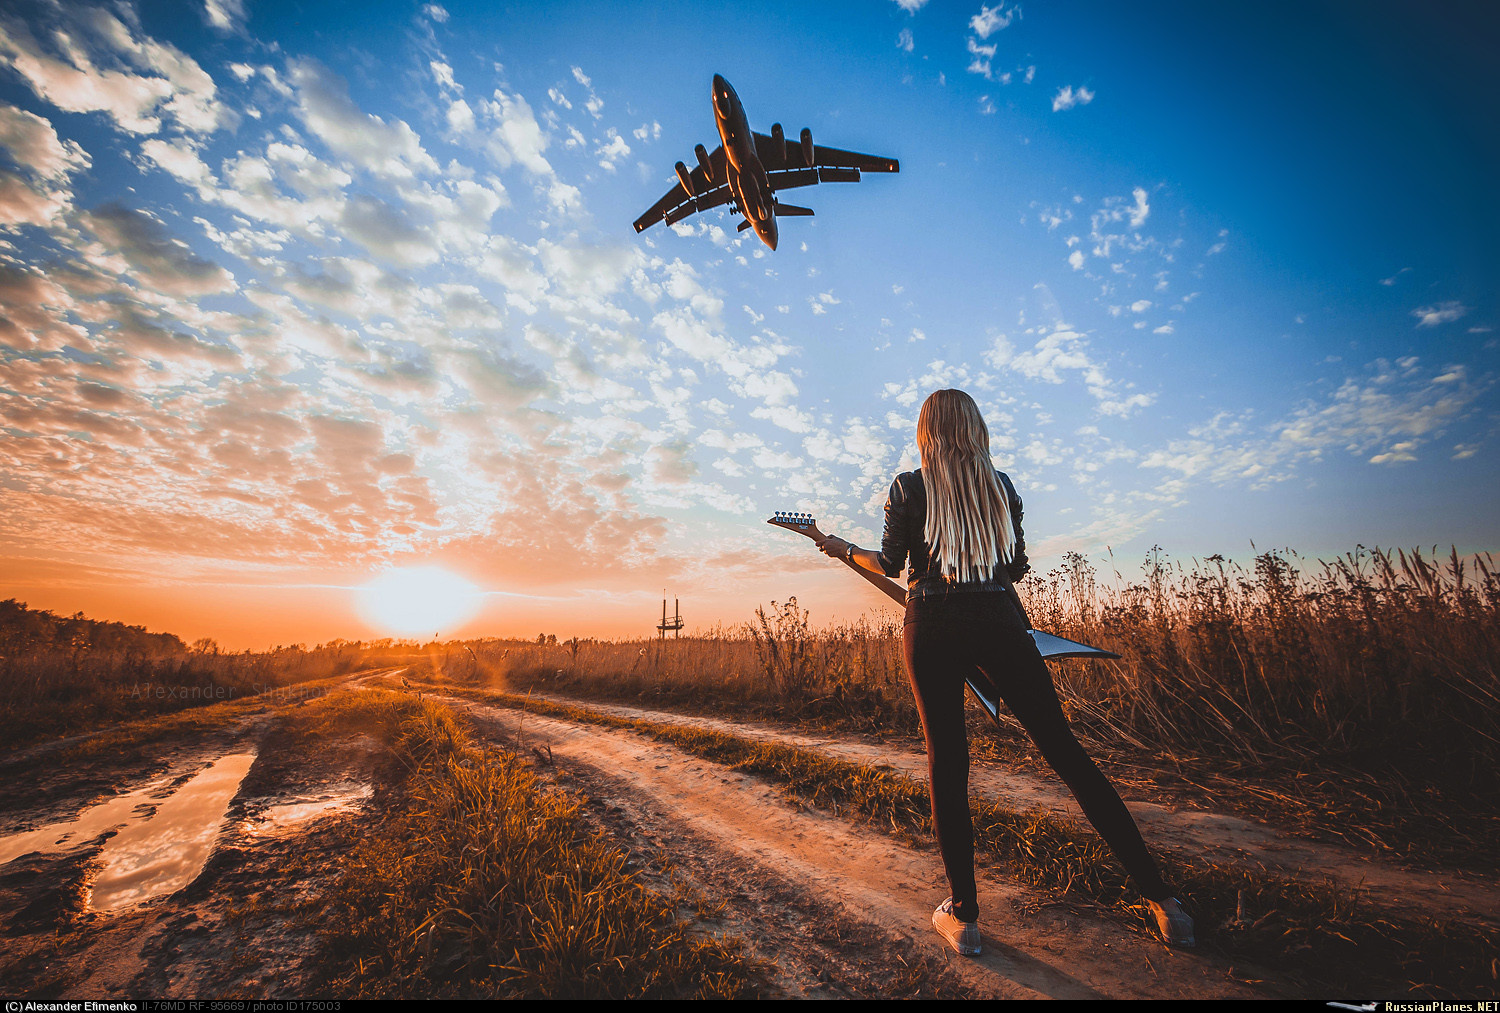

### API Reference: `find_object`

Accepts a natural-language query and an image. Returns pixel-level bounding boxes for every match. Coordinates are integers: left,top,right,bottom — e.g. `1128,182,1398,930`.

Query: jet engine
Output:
800,128,814,167
695,144,714,184
771,123,786,162
674,161,696,196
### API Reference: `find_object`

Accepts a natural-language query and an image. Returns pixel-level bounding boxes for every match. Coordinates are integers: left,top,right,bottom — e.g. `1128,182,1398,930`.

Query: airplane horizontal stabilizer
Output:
774,203,814,217
737,218,754,232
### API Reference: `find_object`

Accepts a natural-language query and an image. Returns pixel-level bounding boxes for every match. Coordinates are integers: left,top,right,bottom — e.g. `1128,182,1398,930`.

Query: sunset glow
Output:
356,567,483,638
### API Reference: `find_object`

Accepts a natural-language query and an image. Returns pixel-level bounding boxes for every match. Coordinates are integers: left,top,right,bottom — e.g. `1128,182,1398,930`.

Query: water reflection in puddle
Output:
0,776,174,867
0,751,257,914
243,783,372,836
87,752,257,913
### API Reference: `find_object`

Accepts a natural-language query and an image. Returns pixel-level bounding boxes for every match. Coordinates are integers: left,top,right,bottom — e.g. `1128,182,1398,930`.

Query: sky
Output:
0,0,1495,648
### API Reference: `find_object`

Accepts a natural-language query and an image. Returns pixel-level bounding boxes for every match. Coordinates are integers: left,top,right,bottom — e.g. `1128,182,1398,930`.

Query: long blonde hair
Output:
917,389,1015,583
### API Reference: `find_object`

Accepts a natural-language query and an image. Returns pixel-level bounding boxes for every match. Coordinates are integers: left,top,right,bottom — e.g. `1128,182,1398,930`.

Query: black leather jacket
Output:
875,468,1030,599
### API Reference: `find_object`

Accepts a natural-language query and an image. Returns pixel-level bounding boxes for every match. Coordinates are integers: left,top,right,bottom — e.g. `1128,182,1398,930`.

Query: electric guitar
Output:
767,510,1120,726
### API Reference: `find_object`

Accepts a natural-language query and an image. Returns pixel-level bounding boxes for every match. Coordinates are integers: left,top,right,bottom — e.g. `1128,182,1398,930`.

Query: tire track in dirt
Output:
514,692,1500,925
454,697,1273,1000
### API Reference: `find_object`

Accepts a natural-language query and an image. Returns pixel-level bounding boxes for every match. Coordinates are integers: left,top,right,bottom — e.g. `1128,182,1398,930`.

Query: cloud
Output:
892,0,928,11
480,88,555,176
0,103,91,180
0,166,69,225
339,194,439,267
202,0,246,33
1127,186,1149,227
81,202,236,296
288,59,439,181
1052,85,1095,111
966,38,997,79
422,4,450,22
1141,358,1486,485
969,3,1018,37
1411,301,1467,328
897,28,914,52
0,6,228,135
595,127,630,171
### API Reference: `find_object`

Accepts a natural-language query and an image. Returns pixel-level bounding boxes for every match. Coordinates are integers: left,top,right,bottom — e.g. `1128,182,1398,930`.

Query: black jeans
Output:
902,590,1171,921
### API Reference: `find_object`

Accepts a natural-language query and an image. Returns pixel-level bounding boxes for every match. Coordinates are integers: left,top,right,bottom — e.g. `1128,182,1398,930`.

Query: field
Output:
0,544,1496,999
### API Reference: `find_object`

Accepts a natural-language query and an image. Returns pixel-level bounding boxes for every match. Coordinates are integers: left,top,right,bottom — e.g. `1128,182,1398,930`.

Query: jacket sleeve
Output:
999,471,1031,583
875,474,910,579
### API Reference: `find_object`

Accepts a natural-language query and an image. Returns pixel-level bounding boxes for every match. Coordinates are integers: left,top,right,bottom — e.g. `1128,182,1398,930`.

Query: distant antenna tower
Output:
657,591,684,640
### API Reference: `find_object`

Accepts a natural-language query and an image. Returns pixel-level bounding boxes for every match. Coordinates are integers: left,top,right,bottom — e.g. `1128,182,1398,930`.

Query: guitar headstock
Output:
766,510,823,540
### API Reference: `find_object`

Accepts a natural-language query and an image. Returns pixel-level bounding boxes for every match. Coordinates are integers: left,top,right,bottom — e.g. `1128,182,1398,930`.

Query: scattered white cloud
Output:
897,28,914,52
1052,85,1095,111
1411,301,1467,328
966,38,997,79
969,3,1018,38
203,0,246,33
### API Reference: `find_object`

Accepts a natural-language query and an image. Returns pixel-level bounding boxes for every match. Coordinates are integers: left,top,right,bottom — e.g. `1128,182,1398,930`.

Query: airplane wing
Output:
754,131,899,176
633,146,733,232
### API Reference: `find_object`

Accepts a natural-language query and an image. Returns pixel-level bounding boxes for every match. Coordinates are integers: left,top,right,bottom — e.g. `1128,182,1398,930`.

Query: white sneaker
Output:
933,897,981,955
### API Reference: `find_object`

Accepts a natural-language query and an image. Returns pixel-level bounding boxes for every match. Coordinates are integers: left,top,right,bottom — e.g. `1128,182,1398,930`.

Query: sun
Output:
356,566,483,638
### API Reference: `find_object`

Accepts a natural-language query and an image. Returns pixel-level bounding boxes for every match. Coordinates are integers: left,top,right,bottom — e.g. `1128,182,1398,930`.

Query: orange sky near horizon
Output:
0,550,903,650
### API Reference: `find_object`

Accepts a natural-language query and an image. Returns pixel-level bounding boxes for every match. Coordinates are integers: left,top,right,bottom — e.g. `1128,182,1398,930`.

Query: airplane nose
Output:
712,74,727,92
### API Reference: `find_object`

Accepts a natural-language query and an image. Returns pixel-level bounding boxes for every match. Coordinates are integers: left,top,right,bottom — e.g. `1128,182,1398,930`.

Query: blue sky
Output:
0,0,1494,645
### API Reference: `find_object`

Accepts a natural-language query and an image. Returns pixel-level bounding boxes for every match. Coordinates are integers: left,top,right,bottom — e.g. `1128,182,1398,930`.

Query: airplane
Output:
632,74,899,251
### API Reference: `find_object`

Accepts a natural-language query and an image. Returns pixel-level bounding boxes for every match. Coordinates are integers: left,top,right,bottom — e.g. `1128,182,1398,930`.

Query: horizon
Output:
1,0,1496,650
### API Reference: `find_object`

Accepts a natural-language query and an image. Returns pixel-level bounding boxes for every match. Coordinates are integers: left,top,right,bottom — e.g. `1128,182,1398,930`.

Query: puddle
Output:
243,783,373,836
85,752,257,913
0,775,176,866
0,752,258,914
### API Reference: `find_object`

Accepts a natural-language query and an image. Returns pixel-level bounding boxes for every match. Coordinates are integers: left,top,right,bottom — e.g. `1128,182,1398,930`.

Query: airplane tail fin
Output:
774,202,814,217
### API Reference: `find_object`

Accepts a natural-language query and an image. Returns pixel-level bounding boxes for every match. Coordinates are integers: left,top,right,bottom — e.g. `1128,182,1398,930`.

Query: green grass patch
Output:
438,682,1499,999
314,690,766,999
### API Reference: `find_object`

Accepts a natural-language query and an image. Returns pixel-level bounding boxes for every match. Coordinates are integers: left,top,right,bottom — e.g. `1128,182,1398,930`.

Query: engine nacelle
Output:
800,127,813,167
695,144,714,184
771,123,786,162
675,160,696,197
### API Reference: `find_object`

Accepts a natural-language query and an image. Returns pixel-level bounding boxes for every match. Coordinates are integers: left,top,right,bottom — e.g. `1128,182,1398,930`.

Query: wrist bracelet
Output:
844,542,856,562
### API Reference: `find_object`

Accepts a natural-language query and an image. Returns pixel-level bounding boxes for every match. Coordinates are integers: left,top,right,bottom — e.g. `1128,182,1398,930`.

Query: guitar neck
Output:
790,521,907,607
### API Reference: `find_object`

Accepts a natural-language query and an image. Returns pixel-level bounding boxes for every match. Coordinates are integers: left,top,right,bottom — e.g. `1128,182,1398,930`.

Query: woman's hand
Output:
817,534,851,560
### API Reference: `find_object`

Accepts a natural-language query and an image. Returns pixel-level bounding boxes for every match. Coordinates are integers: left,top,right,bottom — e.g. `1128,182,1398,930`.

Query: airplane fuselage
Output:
712,75,778,250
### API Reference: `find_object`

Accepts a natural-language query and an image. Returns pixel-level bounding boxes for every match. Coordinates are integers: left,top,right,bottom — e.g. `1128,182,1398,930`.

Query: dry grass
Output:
314,690,766,999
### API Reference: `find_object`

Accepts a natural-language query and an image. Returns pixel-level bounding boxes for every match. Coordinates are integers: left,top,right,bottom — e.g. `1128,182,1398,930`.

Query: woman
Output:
815,389,1193,956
